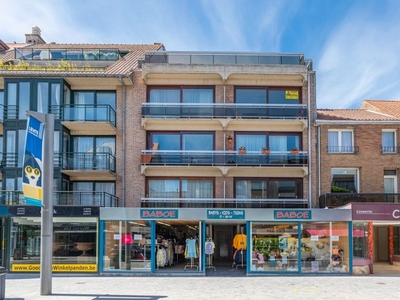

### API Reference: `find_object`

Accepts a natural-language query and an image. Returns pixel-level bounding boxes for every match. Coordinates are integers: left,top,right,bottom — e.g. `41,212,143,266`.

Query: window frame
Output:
327,129,354,153
382,129,396,153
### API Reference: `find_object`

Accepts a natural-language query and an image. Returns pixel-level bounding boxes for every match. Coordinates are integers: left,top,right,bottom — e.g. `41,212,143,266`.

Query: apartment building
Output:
98,50,356,275
317,100,400,274
0,27,355,276
0,27,164,272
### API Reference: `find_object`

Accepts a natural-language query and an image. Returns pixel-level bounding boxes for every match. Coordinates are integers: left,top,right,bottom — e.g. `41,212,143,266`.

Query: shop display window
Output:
251,223,299,272
300,222,350,273
10,216,98,272
103,221,151,271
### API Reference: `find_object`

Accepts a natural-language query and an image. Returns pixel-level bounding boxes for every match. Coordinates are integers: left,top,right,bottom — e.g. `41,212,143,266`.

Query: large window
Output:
235,179,302,200
328,130,354,153
382,130,396,153
148,87,214,103
11,216,98,272
147,178,214,208
72,91,116,121
5,79,63,119
235,87,301,104
72,182,115,206
72,136,115,171
331,168,358,193
235,133,301,152
149,132,214,150
104,221,152,272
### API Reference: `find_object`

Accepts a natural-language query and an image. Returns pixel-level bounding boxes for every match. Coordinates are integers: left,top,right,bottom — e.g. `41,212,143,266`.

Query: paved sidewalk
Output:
4,274,400,300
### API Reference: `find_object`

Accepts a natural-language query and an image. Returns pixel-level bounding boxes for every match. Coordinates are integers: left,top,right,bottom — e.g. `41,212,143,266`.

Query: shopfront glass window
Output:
10,217,98,273
104,221,151,271
251,223,299,272
300,222,349,274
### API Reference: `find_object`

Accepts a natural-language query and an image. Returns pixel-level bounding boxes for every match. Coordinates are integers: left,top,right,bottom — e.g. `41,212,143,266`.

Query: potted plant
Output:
261,146,270,154
290,146,299,154
238,146,247,154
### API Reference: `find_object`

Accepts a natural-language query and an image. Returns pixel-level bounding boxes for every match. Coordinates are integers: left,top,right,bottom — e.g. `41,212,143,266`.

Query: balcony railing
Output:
61,152,116,172
319,193,400,208
327,146,359,153
141,197,308,208
144,51,310,68
0,190,118,207
62,104,116,126
142,103,307,119
15,48,121,61
141,150,308,166
381,146,399,153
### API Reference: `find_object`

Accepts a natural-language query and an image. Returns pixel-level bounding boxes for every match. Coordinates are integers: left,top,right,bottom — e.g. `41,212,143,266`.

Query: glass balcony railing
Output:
141,197,308,209
15,48,121,61
61,152,116,172
141,150,308,166
144,52,311,69
0,190,118,207
62,104,116,126
319,193,400,208
142,103,307,119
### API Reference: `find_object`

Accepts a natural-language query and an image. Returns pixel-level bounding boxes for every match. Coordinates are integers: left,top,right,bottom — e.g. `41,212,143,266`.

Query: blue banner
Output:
22,115,45,207
207,210,245,219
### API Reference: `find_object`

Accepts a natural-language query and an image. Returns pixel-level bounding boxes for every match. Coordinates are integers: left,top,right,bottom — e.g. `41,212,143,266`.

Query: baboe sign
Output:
140,209,178,219
274,210,312,220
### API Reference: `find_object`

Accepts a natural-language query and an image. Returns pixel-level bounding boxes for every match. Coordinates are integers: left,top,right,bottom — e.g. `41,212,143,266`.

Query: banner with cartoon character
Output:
22,115,45,207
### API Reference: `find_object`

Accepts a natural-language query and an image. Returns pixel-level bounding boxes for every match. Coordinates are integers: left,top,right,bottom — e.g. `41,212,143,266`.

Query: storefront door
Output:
214,226,233,261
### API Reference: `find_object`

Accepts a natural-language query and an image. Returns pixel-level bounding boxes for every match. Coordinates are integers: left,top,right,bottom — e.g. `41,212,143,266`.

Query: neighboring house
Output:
316,100,400,272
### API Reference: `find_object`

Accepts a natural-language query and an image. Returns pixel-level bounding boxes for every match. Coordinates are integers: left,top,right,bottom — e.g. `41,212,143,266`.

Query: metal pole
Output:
32,112,54,295
41,113,54,295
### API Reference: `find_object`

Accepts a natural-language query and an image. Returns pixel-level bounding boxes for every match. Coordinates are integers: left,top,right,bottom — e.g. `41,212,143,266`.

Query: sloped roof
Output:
361,100,400,118
0,42,165,76
317,109,398,121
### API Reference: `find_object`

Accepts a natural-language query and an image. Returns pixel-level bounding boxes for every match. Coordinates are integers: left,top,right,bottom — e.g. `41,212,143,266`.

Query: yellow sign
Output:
12,264,97,272
285,90,299,100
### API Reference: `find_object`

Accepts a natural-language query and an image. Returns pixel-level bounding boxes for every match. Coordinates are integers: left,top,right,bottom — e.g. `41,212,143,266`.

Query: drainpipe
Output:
119,76,127,207
317,125,321,198
307,72,312,208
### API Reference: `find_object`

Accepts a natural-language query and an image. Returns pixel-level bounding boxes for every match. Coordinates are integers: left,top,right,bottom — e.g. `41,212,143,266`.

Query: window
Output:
148,87,214,103
331,168,358,193
150,132,213,150
235,87,301,104
328,130,354,153
235,179,302,199
147,178,214,208
235,133,301,151
72,91,116,121
382,130,396,153
384,170,397,202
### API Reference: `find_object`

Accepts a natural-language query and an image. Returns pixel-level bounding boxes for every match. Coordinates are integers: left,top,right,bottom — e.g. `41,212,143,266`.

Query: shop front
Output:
100,207,352,275
351,203,400,275
6,205,99,273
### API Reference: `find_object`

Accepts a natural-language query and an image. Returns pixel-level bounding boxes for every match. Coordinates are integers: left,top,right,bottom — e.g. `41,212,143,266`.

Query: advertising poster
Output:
22,115,45,207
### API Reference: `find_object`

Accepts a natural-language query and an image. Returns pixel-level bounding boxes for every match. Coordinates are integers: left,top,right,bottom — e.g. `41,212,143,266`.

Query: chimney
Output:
25,26,46,45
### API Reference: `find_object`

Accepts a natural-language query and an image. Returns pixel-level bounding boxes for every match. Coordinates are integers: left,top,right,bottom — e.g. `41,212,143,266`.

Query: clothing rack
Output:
232,232,246,269
235,250,246,269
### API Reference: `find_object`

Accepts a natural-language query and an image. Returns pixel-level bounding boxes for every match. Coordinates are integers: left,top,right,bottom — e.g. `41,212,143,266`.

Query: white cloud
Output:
316,2,400,108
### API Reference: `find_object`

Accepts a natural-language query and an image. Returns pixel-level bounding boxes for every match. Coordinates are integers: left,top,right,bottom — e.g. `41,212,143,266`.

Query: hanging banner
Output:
22,115,45,207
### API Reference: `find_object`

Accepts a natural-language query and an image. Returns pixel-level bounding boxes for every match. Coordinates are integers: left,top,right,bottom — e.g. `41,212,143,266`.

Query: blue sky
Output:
1,0,400,109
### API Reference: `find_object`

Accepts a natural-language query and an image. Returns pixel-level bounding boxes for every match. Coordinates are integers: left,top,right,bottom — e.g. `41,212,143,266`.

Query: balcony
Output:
141,197,308,209
61,104,116,135
142,103,307,119
60,152,116,180
0,190,118,207
143,52,307,66
141,150,308,177
141,52,311,86
319,193,400,208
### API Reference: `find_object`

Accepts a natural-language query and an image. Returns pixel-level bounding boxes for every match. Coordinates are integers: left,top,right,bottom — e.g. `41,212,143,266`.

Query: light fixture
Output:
157,221,171,227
